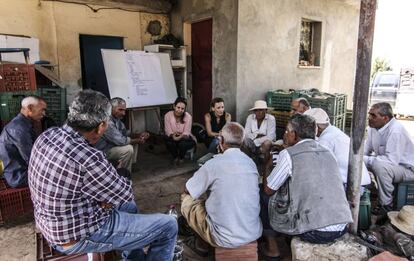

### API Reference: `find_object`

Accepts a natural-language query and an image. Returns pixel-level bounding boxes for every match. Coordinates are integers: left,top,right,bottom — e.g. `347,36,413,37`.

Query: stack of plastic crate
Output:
297,89,347,131
266,89,348,135
344,110,353,135
266,89,299,138
0,87,67,130
38,87,67,126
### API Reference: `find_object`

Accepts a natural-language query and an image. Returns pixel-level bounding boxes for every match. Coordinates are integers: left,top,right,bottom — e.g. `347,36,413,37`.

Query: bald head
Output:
21,96,42,108
20,96,47,121
290,98,310,115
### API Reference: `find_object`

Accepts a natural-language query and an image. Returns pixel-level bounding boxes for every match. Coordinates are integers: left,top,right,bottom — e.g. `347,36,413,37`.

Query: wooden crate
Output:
215,241,257,261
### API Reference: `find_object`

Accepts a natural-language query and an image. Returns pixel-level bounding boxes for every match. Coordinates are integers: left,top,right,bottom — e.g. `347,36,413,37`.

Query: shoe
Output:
183,236,209,257
259,253,281,261
372,204,393,216
258,242,281,261
178,216,194,237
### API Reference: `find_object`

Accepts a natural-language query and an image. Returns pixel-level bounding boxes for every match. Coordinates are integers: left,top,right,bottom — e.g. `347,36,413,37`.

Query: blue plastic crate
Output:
396,182,414,210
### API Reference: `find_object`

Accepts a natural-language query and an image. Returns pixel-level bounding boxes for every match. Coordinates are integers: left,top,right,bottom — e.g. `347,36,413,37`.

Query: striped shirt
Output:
267,139,346,232
28,125,134,244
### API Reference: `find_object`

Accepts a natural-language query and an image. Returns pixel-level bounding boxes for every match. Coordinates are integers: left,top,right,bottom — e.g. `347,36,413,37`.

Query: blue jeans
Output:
207,137,220,154
54,201,178,261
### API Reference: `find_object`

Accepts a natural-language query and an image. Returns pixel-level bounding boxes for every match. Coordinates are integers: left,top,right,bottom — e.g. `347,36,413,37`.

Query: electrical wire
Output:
39,0,170,14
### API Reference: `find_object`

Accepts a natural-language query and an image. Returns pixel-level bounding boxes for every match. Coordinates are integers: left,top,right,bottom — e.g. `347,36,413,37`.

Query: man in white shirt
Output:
364,102,414,212
243,100,276,174
181,122,262,250
304,108,371,187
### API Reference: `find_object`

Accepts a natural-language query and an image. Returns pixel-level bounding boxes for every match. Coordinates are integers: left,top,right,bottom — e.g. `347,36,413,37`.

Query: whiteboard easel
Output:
102,49,177,134
101,49,178,108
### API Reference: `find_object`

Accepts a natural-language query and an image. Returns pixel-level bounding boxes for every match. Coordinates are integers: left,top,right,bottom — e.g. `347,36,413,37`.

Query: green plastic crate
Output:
38,87,66,112
358,189,371,230
38,87,67,126
0,91,38,121
299,92,347,117
266,90,299,111
330,113,346,131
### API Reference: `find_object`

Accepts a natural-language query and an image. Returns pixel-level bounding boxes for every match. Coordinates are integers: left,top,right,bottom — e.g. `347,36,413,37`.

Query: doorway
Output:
79,34,123,98
191,19,212,124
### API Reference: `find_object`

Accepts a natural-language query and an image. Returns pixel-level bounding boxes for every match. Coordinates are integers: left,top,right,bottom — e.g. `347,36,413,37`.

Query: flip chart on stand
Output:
101,49,177,108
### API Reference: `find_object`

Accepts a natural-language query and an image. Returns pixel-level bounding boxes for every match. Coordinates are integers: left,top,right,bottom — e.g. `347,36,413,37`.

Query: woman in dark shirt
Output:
204,97,231,153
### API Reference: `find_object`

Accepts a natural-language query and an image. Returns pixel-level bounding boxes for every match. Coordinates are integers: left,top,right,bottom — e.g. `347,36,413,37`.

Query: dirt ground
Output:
5,116,407,260
0,143,206,261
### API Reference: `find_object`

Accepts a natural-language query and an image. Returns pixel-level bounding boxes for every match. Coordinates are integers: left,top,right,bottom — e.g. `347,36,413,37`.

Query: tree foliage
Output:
371,57,393,79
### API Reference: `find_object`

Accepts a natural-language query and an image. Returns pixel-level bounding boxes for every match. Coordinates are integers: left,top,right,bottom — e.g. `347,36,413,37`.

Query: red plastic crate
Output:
0,186,33,224
0,63,37,93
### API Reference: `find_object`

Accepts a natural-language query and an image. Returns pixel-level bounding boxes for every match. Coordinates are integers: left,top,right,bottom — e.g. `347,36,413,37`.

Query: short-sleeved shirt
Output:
186,148,262,247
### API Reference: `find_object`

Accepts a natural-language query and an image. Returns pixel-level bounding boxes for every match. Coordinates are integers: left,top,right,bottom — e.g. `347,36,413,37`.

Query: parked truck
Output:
369,71,400,110
395,68,414,117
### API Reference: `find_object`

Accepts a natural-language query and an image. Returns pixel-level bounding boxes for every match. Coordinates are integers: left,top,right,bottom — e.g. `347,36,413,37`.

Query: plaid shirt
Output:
28,124,134,245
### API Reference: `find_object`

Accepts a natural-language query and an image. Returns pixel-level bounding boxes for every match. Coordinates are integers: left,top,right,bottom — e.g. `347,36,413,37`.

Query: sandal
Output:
183,236,209,257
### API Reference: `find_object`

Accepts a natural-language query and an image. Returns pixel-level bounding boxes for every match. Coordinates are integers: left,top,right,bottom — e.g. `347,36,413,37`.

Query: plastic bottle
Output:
167,204,178,219
166,205,183,261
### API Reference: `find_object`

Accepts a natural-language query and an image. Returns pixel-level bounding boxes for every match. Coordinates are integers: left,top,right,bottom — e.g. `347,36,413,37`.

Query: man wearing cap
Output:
364,102,414,213
290,97,310,115
243,100,276,174
304,108,371,188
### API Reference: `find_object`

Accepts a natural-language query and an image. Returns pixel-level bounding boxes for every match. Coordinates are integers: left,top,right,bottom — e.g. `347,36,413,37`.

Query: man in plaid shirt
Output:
28,90,177,261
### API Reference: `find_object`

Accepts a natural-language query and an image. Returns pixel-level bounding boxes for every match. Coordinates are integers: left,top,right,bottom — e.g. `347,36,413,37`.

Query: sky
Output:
372,0,414,72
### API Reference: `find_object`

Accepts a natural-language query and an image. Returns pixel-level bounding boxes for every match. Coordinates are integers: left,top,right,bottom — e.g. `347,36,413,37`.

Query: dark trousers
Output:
259,185,347,244
164,136,196,159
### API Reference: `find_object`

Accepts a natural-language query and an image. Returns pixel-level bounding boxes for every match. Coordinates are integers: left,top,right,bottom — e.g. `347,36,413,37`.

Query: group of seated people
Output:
0,89,413,260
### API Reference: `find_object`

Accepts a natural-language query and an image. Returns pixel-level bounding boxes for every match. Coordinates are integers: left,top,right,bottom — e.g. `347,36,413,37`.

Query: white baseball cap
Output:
304,108,330,124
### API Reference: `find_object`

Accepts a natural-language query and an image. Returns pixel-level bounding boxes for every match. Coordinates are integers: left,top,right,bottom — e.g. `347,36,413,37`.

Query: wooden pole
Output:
347,0,377,235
